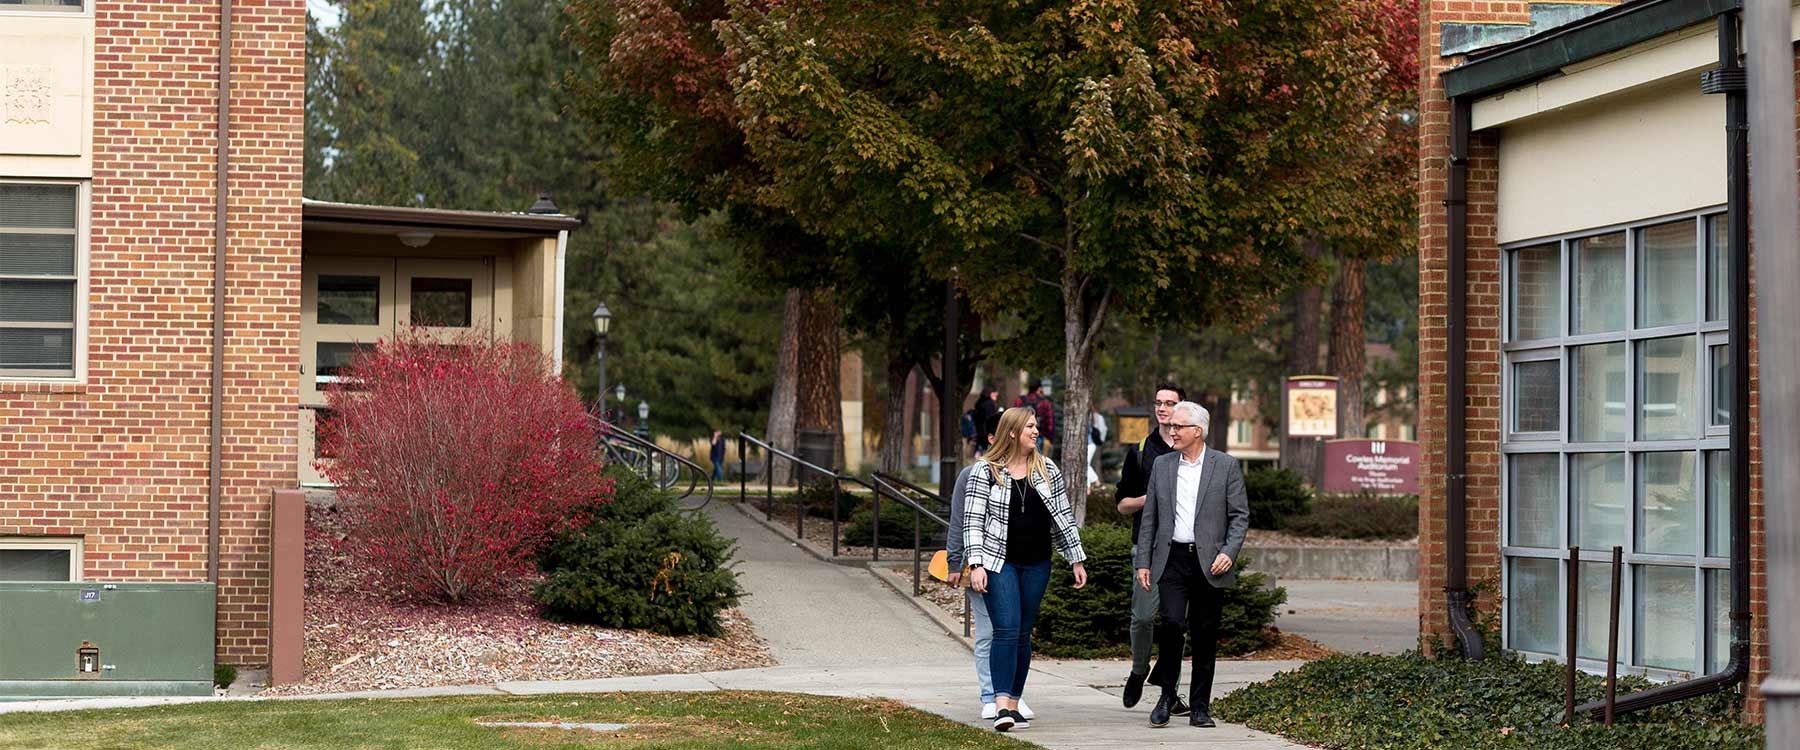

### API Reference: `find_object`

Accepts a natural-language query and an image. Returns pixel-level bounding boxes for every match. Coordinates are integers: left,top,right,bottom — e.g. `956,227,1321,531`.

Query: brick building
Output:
1,0,573,676
1419,0,1772,719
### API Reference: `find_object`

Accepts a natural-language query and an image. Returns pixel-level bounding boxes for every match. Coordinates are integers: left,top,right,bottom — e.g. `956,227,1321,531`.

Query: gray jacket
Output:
1132,447,1250,588
946,463,979,570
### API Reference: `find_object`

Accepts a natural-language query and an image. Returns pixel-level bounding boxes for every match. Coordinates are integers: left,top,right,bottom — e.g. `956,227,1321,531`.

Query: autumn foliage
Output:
318,332,610,603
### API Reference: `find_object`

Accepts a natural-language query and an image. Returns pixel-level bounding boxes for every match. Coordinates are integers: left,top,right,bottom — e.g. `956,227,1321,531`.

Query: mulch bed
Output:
263,504,773,696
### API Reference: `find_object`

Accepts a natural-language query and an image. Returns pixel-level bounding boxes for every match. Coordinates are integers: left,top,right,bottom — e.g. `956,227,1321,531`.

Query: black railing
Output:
594,418,714,511
736,432,970,637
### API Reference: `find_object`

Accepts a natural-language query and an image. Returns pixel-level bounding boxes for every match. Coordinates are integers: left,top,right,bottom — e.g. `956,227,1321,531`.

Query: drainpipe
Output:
209,0,232,585
1576,11,1751,717
1443,95,1484,660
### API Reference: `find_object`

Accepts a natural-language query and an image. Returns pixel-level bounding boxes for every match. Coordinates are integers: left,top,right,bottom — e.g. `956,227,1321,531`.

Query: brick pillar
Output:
269,489,305,686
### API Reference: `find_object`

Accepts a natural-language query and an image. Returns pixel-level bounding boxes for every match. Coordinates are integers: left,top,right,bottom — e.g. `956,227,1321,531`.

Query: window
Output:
1234,420,1251,445
0,183,81,378
0,537,81,581
0,0,84,12
1502,210,1726,676
409,277,472,327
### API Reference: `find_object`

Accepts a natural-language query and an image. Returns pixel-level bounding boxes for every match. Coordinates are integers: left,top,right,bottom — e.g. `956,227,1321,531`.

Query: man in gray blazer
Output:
1133,401,1250,729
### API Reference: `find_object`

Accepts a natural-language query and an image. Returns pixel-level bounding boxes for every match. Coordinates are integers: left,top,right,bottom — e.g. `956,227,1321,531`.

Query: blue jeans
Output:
711,463,724,482
985,559,1052,701
970,588,994,703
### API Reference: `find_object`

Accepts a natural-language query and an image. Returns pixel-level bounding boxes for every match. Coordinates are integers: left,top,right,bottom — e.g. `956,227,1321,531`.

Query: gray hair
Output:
1172,401,1210,436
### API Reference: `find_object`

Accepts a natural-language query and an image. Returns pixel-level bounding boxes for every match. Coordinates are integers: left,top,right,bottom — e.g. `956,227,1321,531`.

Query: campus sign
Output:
1322,439,1420,494
1284,376,1339,438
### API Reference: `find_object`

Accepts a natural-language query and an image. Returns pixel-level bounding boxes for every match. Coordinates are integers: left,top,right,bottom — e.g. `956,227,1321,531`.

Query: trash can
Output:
795,429,838,485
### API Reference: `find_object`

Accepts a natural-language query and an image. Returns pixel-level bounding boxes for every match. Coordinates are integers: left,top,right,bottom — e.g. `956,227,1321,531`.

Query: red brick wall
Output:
0,0,302,665
1418,1,1769,721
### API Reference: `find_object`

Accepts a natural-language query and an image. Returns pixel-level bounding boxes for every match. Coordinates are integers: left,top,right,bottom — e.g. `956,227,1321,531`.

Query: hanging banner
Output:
1322,439,1421,494
1284,376,1340,438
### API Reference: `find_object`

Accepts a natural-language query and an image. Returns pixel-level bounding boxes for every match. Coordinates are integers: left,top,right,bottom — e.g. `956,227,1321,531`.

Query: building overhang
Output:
1442,0,1739,100
301,198,580,239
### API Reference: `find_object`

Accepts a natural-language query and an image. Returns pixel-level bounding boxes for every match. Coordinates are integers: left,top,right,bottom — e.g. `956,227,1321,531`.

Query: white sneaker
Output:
1017,699,1035,720
980,702,997,720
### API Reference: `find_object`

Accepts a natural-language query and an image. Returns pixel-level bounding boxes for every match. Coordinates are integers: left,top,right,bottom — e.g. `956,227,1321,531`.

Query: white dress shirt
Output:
1171,447,1205,544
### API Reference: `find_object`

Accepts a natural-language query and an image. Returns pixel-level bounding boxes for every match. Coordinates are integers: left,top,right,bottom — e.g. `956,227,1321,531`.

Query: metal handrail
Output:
594,417,715,511
734,432,970,637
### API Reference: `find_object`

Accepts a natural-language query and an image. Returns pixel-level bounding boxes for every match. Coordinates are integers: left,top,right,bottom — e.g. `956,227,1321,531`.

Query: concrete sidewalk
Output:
0,501,1315,748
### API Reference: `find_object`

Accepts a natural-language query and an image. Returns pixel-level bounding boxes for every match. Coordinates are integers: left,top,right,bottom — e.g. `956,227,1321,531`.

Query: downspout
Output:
209,0,232,584
1444,95,1484,659
1575,11,1750,717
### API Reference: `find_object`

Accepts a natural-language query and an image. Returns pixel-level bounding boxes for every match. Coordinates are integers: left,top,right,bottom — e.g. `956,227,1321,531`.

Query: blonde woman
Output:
963,406,1088,732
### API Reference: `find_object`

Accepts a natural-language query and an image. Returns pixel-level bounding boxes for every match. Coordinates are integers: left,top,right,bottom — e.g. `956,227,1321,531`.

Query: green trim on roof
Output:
1442,0,1739,100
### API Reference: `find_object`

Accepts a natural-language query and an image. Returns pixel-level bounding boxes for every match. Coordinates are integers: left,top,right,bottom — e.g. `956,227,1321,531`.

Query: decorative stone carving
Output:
2,66,55,126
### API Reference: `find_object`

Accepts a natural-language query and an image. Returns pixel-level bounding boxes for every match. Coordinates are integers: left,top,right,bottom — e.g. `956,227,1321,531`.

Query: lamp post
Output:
592,302,612,416
636,400,650,439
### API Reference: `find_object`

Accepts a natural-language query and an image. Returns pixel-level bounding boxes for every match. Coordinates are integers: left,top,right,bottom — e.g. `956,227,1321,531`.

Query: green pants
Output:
1131,544,1159,675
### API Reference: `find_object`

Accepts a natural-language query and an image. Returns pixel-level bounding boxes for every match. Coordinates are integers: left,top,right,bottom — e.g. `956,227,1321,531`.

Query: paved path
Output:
1274,579,1418,655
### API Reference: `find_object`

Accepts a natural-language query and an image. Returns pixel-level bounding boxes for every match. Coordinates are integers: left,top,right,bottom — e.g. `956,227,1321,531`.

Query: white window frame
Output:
0,179,88,383
0,536,83,581
1498,207,1727,681
0,0,91,17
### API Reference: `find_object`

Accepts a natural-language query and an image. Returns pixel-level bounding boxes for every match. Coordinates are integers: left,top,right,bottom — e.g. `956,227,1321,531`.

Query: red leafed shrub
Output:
318,331,611,603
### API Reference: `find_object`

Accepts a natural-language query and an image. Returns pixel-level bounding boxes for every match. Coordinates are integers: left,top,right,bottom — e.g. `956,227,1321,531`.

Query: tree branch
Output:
1017,232,1062,254
1077,284,1113,358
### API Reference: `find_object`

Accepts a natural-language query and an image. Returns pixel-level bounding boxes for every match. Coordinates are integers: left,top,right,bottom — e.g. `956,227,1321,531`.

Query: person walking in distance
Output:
965,406,1088,732
1113,383,1188,714
1013,379,1055,453
709,430,727,482
1134,401,1248,729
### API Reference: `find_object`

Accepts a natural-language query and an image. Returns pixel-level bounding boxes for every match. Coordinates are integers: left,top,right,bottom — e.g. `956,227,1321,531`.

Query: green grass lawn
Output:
0,691,1031,749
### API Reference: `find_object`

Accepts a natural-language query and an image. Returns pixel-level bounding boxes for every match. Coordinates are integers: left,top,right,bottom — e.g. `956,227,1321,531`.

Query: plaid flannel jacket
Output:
960,458,1086,572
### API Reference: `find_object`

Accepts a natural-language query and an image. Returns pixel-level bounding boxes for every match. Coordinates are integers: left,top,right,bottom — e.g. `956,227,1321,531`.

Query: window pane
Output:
0,233,76,275
316,342,372,379
1578,560,1615,661
0,0,85,9
1708,215,1728,323
1511,244,1561,340
0,327,73,371
1509,454,1560,548
1573,232,1627,334
0,279,75,323
1513,360,1560,433
1640,336,1696,440
1707,569,1732,674
1711,344,1730,427
318,275,380,325
1573,453,1627,549
1636,565,1697,672
0,184,78,228
410,277,472,328
1706,450,1730,557
1572,342,1628,442
0,549,71,581
1638,452,1697,556
1510,557,1560,654
1638,220,1697,328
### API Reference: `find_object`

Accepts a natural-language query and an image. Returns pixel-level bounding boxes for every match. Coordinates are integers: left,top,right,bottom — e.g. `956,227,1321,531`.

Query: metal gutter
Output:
1575,12,1751,716
1443,95,1484,661
1442,0,1739,99
209,0,231,586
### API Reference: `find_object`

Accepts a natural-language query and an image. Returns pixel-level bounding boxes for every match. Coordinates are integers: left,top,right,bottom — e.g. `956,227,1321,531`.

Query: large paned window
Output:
1502,211,1729,676
0,182,82,379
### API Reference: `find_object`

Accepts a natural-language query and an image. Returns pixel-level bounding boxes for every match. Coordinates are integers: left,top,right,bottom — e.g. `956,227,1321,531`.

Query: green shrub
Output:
1084,483,1125,525
842,498,945,549
1033,523,1285,658
1284,492,1419,540
799,481,863,521
1246,467,1312,530
1215,652,1762,750
213,663,237,690
534,467,743,636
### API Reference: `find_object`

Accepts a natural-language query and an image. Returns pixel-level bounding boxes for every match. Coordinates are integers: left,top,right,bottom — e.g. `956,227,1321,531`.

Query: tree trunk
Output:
1203,391,1231,453
765,289,802,485
1281,238,1327,484
795,289,842,471
1330,256,1368,439
879,353,911,474
1061,265,1109,526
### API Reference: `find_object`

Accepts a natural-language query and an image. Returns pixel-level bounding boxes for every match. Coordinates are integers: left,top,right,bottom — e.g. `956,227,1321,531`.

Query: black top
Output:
1006,475,1053,564
1116,428,1177,543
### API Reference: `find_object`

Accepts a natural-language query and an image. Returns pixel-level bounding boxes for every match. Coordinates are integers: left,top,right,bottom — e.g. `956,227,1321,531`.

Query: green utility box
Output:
0,582,215,699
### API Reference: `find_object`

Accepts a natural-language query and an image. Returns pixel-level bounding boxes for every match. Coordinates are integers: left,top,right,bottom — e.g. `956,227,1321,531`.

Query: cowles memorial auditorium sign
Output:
1322,439,1420,494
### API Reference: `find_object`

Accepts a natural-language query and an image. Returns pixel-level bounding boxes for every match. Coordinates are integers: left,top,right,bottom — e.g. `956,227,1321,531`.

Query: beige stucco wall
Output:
1494,80,1724,244
0,14,93,176
509,236,558,356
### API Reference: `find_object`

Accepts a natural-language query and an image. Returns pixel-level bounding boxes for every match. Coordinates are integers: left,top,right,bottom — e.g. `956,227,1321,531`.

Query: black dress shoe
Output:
1122,671,1146,708
1190,708,1216,728
1149,692,1177,727
1171,694,1191,716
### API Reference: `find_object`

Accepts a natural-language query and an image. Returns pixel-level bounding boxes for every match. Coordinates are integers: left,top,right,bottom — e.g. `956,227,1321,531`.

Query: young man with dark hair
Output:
1113,383,1187,713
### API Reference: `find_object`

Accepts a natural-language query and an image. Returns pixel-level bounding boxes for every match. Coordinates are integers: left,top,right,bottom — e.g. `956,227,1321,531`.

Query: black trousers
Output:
1148,543,1225,708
